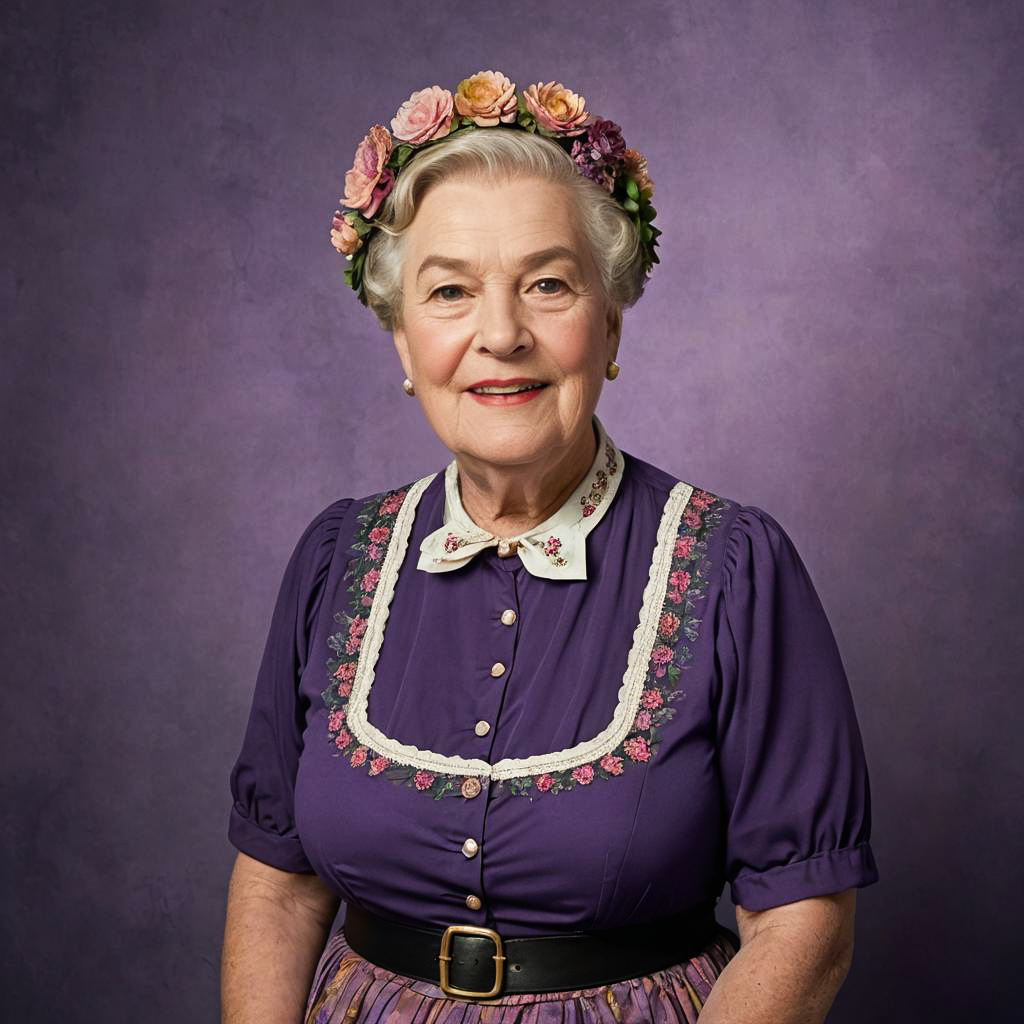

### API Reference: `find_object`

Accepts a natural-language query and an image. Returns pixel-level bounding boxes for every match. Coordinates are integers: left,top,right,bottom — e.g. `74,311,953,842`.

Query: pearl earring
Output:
606,359,620,380
402,377,415,396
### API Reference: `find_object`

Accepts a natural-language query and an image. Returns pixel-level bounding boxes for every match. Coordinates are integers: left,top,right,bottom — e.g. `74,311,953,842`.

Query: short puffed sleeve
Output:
227,498,353,873
713,505,879,911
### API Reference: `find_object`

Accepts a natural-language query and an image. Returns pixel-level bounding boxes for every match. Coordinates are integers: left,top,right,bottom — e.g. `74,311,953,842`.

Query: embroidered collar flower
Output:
416,415,624,581
330,70,660,305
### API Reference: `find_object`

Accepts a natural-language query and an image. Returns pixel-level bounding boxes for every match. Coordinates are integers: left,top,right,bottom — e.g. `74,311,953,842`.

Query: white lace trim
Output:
345,467,695,780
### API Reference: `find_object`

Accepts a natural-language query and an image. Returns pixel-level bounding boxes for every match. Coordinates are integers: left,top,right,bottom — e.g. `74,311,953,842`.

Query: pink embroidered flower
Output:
369,526,391,543
361,568,381,593
581,501,596,517
342,125,395,217
689,489,713,510
334,729,352,749
443,533,466,553
684,508,702,529
338,681,352,697
345,616,368,654
330,213,362,256
674,536,695,559
658,612,681,638
600,753,624,776
624,736,651,762
669,570,691,591
454,70,518,126
571,763,595,785
335,661,356,681
391,85,455,143
650,646,674,675
366,543,380,561
634,710,652,731
641,688,664,709
368,756,390,776
328,709,345,731
350,746,368,767
414,769,435,790
534,773,555,792
623,147,654,195
378,491,406,516
522,81,590,135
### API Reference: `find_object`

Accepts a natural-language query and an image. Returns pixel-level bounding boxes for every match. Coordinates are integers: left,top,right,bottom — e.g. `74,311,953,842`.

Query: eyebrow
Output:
415,245,583,284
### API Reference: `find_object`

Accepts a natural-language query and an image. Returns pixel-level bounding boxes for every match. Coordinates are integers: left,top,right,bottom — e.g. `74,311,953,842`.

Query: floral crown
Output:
330,70,660,306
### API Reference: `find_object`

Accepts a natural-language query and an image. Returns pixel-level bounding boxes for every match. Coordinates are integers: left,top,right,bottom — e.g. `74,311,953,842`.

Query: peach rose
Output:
391,85,455,144
454,70,517,126
522,81,590,136
624,148,654,195
342,124,394,217
330,213,362,256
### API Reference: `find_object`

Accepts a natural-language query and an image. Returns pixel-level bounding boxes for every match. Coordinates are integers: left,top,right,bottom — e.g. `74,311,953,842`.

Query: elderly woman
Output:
221,71,878,1024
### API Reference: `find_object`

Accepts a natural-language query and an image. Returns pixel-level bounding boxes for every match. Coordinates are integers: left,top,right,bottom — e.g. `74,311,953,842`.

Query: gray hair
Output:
360,130,648,331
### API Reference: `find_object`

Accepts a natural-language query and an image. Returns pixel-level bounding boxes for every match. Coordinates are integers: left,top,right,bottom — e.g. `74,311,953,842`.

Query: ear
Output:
391,327,413,380
605,302,623,360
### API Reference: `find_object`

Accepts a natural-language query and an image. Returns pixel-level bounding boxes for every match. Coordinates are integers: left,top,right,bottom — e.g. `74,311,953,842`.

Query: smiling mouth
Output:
468,383,548,395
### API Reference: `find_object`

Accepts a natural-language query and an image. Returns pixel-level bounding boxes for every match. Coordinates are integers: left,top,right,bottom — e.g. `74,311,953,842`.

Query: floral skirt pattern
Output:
304,923,740,1024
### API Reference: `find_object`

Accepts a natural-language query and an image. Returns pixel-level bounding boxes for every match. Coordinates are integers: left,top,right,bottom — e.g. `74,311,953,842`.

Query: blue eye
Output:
535,278,564,294
433,285,464,301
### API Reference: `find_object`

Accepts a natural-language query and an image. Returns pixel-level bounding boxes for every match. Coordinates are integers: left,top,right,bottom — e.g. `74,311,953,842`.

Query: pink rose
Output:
650,646,673,670
391,85,455,144
454,70,517,126
634,711,652,731
338,681,352,697
334,729,351,749
330,213,362,256
522,81,590,136
690,489,713,510
369,526,391,543
342,124,395,217
350,746,368,767
379,491,406,516
336,662,356,681
674,536,694,559
624,736,651,762
366,543,380,561
571,763,595,785
534,773,555,792
641,688,664,709
684,508,702,529
414,769,435,790
328,710,345,731
361,568,381,593
600,754,624,776
658,612,681,638
669,570,691,591
369,756,390,776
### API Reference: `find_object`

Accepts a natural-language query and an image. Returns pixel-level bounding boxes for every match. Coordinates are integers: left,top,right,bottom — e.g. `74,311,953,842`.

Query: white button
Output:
461,838,479,858
465,894,482,910
490,662,506,677
500,608,517,626
474,720,490,737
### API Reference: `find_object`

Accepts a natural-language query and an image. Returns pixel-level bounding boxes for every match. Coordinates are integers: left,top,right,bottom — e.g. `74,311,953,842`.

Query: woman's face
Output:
391,175,621,471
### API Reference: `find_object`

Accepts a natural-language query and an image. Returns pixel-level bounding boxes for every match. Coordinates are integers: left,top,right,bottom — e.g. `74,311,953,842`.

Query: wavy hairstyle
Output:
360,130,648,331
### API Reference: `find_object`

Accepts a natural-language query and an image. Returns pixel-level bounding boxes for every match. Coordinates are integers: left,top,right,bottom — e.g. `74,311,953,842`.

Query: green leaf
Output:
622,197,639,214
625,177,640,201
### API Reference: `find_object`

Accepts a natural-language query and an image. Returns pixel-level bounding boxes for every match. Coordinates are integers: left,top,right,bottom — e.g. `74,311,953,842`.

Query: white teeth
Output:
471,384,542,394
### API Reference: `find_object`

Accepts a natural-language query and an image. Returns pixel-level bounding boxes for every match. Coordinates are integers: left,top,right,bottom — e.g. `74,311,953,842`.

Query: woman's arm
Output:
221,851,341,1024
697,889,857,1024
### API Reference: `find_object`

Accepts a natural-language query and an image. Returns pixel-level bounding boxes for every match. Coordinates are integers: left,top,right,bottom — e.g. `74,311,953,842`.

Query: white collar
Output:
416,414,624,580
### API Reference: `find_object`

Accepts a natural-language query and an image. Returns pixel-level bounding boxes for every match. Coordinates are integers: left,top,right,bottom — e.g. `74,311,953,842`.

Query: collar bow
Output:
416,415,624,581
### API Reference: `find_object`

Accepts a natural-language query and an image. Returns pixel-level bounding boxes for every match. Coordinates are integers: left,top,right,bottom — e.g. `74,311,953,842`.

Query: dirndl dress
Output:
304,920,740,1024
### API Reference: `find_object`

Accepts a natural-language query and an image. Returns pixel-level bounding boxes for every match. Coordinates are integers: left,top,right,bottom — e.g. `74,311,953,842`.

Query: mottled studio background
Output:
3,0,1022,1020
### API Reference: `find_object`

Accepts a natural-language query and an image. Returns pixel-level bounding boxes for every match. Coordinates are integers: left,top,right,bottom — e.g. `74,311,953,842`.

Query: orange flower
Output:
454,70,517,126
522,81,590,135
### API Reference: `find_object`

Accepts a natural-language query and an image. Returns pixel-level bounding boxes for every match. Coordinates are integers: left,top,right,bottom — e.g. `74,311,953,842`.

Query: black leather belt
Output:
342,900,726,1000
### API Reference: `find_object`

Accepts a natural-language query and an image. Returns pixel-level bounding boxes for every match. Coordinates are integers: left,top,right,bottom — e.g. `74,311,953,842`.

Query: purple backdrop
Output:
3,0,1022,1019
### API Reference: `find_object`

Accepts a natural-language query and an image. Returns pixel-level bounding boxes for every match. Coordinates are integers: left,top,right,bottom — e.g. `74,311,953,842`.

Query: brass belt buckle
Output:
438,924,506,999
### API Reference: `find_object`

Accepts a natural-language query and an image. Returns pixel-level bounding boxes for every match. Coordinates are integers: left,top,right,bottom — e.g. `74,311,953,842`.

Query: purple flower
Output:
570,118,627,192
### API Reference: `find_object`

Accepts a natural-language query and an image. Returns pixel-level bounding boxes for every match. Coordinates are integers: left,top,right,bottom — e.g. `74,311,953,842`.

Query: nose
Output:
475,287,532,356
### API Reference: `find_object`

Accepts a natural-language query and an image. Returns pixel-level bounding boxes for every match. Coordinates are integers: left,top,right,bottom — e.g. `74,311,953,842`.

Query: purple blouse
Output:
228,417,878,937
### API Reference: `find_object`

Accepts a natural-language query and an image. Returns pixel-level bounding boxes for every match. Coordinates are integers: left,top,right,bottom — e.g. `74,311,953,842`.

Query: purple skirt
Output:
304,923,740,1024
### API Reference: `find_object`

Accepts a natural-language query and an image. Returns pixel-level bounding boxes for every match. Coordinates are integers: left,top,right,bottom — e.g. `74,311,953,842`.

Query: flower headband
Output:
330,70,660,306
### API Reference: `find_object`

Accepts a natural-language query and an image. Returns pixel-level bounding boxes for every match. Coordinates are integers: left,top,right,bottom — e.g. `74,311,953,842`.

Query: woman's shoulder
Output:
621,450,803,575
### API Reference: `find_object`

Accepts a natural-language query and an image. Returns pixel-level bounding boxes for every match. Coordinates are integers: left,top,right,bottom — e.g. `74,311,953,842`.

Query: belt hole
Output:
512,963,522,972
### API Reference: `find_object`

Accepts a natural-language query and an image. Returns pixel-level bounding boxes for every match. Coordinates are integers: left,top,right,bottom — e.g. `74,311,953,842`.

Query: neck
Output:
454,419,598,538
